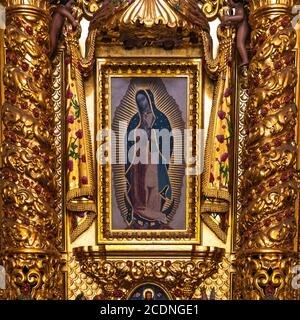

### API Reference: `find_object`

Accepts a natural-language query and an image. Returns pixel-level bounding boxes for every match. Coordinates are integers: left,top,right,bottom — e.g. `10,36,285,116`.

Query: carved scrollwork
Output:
0,3,62,299
74,246,224,300
199,0,225,20
1,12,58,250
1,253,63,300
240,14,298,251
52,48,65,250
195,253,232,300
236,1,299,300
236,252,300,300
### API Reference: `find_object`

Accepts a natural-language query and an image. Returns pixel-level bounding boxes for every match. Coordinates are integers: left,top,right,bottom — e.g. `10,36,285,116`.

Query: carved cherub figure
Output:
221,0,249,67
49,0,79,57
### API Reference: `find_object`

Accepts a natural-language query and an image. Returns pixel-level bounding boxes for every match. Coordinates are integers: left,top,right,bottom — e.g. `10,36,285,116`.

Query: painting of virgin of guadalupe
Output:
124,89,174,229
111,78,186,231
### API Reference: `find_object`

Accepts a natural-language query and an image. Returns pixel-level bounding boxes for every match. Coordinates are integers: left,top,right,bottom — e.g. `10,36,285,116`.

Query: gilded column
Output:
0,0,62,299
237,0,299,299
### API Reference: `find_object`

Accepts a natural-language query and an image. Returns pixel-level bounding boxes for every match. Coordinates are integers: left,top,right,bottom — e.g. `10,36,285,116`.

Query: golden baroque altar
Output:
0,0,300,300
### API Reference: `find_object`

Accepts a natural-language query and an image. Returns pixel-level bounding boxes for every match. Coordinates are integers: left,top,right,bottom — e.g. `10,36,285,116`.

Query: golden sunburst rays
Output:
111,77,186,228
120,0,181,28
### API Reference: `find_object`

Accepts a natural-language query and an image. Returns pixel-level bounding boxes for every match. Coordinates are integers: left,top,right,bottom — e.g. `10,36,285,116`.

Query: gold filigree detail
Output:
236,0,299,300
248,0,296,25
5,0,49,9
68,254,102,300
52,48,65,250
199,0,224,20
236,252,300,300
240,14,298,251
1,9,57,251
90,0,210,48
74,246,224,300
0,3,62,299
234,65,250,250
194,253,233,300
0,252,63,299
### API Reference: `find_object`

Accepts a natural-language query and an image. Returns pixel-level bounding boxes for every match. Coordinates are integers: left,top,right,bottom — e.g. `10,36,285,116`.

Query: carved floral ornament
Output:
0,0,299,301
73,246,224,300
62,0,299,300
62,0,234,298
76,0,226,21
64,0,235,234
0,0,63,299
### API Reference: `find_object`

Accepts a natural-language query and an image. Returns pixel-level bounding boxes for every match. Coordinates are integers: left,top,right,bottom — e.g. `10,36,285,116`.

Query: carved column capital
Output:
248,0,296,26
4,0,50,8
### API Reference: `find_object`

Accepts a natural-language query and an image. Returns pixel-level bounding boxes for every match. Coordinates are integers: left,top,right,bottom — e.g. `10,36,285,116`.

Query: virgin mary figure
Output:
124,89,174,230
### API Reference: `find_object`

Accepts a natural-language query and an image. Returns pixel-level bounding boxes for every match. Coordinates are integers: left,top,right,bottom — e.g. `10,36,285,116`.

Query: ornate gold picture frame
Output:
96,58,202,244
